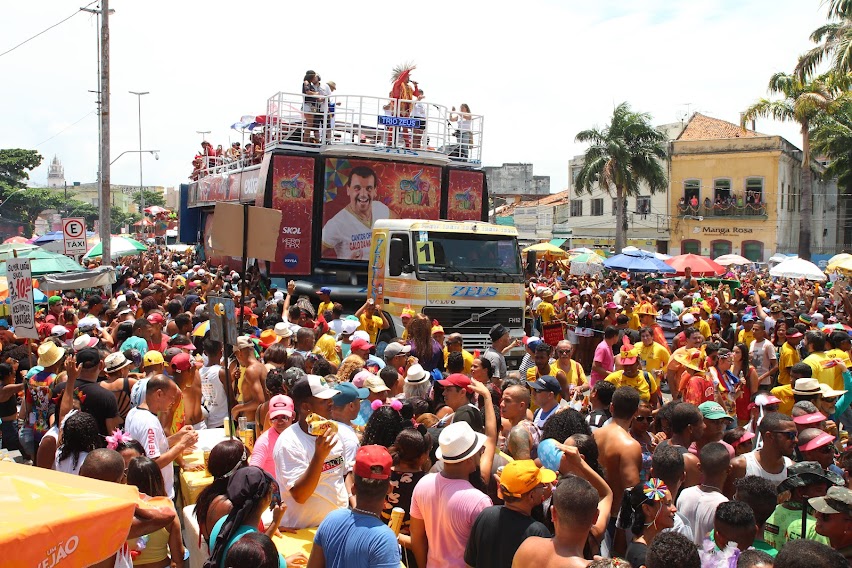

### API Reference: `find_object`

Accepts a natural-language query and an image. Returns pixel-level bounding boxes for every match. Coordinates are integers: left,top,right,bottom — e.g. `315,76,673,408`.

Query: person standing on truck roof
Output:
321,166,392,261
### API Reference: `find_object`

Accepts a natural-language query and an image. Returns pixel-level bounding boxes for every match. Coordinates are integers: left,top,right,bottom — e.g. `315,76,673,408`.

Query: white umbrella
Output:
769,257,826,281
714,254,753,266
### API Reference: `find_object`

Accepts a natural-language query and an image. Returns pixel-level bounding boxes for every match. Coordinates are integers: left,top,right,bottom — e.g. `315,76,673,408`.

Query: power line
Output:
0,1,98,59
34,109,97,147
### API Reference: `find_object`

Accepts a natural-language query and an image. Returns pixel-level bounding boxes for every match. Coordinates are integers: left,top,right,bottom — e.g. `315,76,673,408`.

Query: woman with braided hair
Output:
54,411,99,475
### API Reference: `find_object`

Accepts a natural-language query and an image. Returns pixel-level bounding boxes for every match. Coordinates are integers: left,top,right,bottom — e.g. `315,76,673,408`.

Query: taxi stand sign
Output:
6,257,38,339
62,217,87,256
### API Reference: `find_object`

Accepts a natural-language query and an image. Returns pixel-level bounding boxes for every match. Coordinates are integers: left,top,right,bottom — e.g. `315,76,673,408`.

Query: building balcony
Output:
676,202,767,219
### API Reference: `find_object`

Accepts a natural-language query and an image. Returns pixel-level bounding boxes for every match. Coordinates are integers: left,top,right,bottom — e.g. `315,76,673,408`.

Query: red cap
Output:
793,412,826,426
170,352,192,372
354,445,393,480
147,312,165,325
438,373,472,391
799,432,836,452
350,338,374,351
731,431,756,447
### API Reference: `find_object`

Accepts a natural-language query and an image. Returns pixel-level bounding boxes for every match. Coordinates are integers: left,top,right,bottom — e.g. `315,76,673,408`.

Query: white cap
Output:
351,330,370,342
682,313,696,325
50,325,70,337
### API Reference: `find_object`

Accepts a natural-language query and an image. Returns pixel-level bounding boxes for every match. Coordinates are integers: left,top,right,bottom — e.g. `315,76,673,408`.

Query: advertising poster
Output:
7,258,37,339
320,158,441,260
446,170,484,221
270,156,315,274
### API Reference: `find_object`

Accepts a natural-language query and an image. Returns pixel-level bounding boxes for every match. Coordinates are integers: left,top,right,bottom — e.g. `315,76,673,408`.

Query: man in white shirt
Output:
273,374,357,529
321,166,391,260
124,375,198,499
676,442,730,544
199,338,228,428
749,325,778,388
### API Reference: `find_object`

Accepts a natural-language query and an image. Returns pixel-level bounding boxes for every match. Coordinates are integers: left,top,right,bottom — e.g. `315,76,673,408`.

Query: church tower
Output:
47,155,65,188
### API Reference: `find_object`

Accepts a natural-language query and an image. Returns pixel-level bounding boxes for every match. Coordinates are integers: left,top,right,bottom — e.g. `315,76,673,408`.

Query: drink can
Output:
389,507,405,535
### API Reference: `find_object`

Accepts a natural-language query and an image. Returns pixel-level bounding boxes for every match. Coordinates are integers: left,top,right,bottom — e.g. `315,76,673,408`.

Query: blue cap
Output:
333,382,369,406
0,319,9,329
319,287,332,296
530,375,562,394
742,313,755,322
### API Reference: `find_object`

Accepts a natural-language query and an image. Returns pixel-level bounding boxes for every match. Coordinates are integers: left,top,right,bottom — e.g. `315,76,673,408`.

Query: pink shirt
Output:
410,473,491,568
249,426,281,477
590,340,615,386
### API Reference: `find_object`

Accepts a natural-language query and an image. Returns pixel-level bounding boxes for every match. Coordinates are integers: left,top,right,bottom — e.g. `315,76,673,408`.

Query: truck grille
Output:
422,307,524,334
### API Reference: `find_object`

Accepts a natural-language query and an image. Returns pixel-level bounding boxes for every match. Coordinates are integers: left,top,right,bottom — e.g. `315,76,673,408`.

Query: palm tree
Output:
742,73,838,260
574,102,667,253
811,98,852,191
796,0,852,80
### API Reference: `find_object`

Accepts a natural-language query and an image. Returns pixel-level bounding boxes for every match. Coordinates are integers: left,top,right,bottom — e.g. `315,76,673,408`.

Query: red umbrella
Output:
133,218,154,226
143,206,169,215
665,253,725,276
2,236,30,244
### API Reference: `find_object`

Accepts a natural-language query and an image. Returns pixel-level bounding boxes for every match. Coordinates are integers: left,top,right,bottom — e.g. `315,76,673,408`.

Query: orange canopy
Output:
0,461,140,568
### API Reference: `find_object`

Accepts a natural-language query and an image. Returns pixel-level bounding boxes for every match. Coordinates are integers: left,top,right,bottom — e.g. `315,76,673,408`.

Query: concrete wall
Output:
483,163,550,197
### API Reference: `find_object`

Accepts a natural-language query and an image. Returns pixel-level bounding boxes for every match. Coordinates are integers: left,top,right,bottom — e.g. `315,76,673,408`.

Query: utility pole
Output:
130,91,149,216
98,0,111,266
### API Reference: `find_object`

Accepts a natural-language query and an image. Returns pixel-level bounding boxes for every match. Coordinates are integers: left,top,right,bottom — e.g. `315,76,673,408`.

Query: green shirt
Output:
752,538,778,558
764,502,829,551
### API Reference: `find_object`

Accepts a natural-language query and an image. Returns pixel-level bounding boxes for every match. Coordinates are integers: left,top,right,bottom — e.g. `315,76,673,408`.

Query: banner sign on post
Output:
208,296,237,346
7,258,37,339
62,217,87,257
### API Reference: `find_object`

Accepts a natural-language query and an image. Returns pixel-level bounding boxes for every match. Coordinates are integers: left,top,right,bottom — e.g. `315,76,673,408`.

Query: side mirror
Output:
389,237,405,277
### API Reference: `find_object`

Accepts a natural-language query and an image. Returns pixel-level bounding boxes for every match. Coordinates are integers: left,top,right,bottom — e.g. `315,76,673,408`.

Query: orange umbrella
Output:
665,253,725,276
0,461,141,568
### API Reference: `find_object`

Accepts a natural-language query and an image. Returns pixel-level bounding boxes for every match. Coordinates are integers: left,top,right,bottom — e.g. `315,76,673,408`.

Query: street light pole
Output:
129,91,149,217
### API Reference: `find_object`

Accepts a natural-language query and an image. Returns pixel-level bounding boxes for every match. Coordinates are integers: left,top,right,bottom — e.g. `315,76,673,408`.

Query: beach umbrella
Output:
622,246,672,261
192,320,210,337
144,205,170,215
0,242,38,258
714,254,753,267
826,253,852,274
568,247,597,255
0,247,85,276
665,253,725,276
84,235,148,259
603,251,676,273
522,243,568,258
2,236,30,244
769,257,826,281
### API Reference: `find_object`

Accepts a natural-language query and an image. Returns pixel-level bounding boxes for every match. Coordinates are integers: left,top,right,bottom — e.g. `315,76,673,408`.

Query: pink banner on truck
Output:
446,169,484,221
270,156,315,275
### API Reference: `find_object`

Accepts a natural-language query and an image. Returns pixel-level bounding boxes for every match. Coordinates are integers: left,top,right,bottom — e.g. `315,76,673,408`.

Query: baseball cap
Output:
438,373,472,392
350,337,374,352
143,350,165,367
364,375,391,393
319,286,332,296
741,313,755,323
383,342,411,359
354,445,393,480
77,316,102,330
340,320,359,335
351,330,370,342
698,401,732,421
50,325,70,337
146,312,165,325
333,382,370,406
76,348,101,369
169,335,196,350
786,330,803,339
291,374,340,400
810,485,852,516
529,375,562,394
682,313,696,325
793,412,826,426
170,352,192,372
489,324,509,342
236,336,255,351
499,459,557,498
799,431,836,452
268,394,295,419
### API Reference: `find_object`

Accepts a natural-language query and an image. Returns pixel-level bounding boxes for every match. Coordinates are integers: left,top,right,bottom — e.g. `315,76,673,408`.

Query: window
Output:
746,178,763,204
570,199,583,217
612,197,626,217
591,199,604,216
684,180,700,205
714,179,732,202
742,240,764,262
571,166,581,185
636,196,651,215
710,240,732,259
681,239,701,255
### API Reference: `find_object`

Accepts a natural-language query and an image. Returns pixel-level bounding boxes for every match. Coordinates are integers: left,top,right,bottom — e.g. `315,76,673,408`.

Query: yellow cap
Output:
143,350,165,367
499,459,557,497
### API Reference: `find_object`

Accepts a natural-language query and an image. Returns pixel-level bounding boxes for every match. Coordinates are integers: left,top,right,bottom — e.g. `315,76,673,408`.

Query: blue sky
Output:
0,0,832,193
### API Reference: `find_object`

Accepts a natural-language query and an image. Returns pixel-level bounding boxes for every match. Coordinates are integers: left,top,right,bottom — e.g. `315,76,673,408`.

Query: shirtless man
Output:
511,472,603,568
231,335,267,421
593,385,642,556
499,383,536,442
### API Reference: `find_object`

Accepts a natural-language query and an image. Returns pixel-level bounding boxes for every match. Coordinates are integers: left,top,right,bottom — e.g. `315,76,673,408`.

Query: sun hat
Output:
792,378,822,397
499,459,557,498
354,445,393,480
778,461,844,493
820,383,847,398
104,352,132,374
274,322,293,339
259,329,279,348
435,421,487,464
37,342,65,367
71,334,98,352
673,348,705,372
405,364,430,385
810,486,852,516
268,394,295,419
617,338,640,366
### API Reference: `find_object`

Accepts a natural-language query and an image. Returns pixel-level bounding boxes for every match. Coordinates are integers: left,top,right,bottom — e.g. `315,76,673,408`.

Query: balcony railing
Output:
677,202,767,218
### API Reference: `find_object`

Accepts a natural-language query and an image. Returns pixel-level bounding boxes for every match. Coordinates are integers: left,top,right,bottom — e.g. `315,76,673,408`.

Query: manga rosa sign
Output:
320,158,441,260
446,170,484,221
270,155,315,274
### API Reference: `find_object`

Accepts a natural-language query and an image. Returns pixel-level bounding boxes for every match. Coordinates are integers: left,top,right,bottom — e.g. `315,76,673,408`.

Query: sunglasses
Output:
772,430,798,441
634,416,651,422
823,397,839,404
814,444,836,454
557,350,572,356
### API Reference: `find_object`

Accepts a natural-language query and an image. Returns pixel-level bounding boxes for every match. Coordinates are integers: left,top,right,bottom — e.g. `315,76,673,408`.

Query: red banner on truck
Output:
446,169,484,221
270,156,315,275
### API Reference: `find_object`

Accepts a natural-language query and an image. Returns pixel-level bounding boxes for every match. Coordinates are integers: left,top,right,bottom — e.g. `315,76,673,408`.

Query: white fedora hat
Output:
435,421,486,464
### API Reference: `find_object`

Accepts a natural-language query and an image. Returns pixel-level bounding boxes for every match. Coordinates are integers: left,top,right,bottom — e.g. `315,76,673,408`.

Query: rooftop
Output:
676,113,763,141
496,189,570,216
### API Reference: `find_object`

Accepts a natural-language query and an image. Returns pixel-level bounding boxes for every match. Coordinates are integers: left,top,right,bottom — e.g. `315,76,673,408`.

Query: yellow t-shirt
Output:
697,318,711,339
527,362,560,382
640,342,670,374
555,359,587,387
359,313,383,344
605,370,657,402
778,343,800,386
624,311,641,331
770,384,794,415
537,301,556,323
738,329,755,348
317,300,334,317
804,352,844,391
444,347,474,375
314,332,340,366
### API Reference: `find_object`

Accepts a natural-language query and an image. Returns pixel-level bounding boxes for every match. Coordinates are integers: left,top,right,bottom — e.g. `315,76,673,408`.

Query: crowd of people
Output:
190,135,265,181
3,249,852,567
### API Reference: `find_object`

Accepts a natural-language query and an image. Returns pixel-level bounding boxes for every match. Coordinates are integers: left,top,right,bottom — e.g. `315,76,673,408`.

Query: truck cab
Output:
367,219,525,350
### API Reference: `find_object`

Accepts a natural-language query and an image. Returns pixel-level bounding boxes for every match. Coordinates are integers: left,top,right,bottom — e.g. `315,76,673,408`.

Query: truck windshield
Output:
414,232,522,280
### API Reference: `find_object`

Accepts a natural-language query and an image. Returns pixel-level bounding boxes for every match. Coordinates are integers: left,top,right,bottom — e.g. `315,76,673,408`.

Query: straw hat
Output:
673,348,705,372
37,341,65,367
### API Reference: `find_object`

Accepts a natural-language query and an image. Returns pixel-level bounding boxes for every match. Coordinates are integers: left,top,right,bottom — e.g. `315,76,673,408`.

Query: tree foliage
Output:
811,98,852,191
132,188,166,209
574,102,667,253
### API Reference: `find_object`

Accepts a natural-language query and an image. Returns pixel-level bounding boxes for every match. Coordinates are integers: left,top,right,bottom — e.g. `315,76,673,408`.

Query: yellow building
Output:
669,113,839,261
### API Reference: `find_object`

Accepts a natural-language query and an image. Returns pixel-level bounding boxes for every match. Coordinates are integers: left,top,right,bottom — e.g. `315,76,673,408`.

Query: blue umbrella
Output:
603,251,677,273
33,230,96,244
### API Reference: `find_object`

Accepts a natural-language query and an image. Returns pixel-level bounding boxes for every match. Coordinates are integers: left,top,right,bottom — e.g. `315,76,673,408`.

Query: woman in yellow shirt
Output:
639,327,670,373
